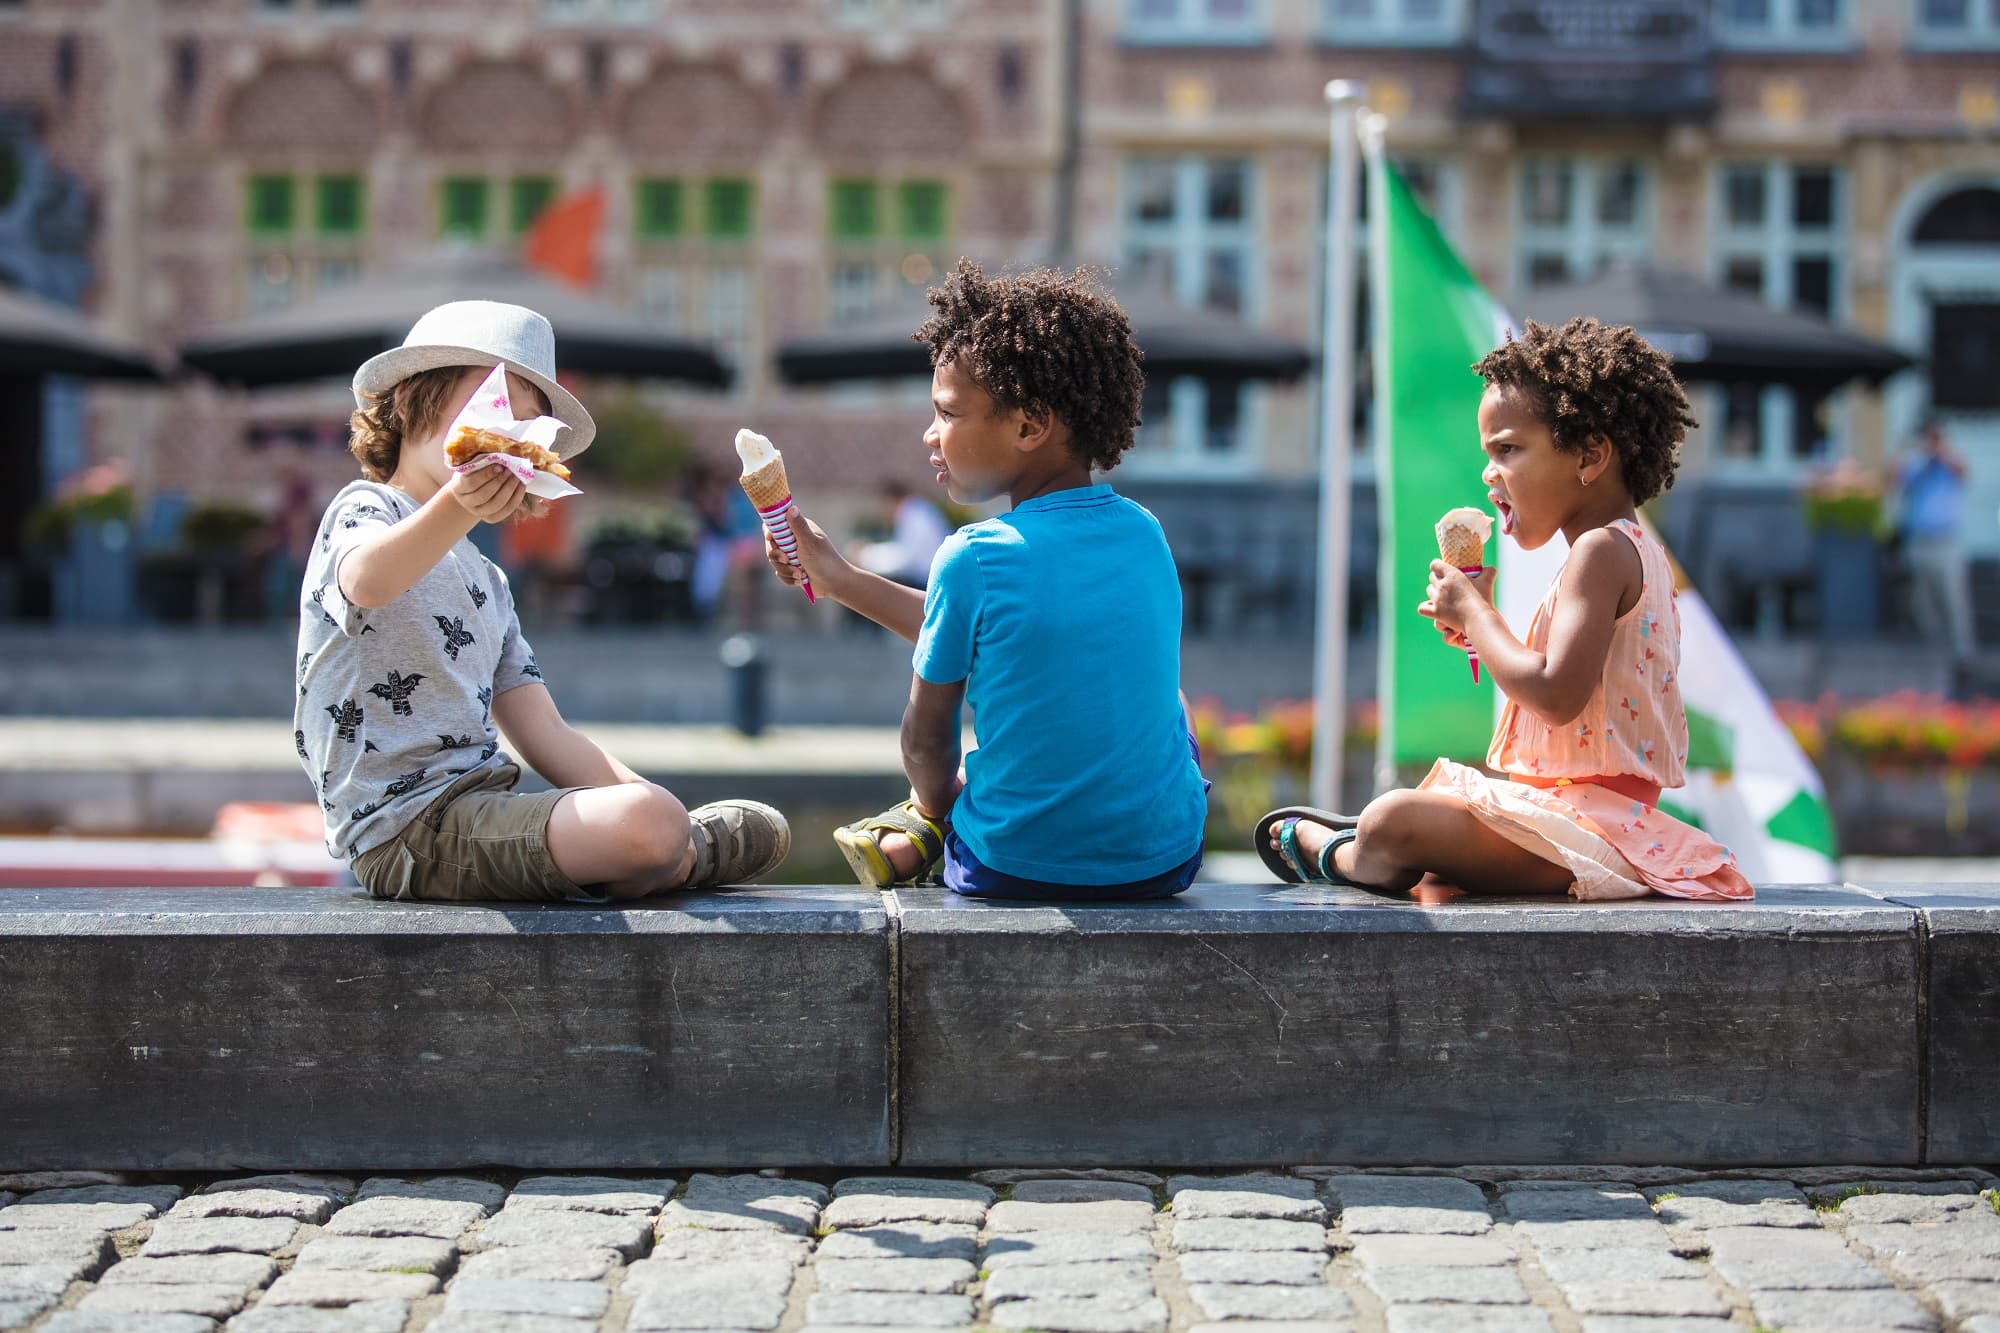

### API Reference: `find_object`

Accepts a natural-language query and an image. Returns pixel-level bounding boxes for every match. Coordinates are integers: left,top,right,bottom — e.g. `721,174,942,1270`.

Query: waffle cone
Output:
739,457,792,510
1437,524,1486,569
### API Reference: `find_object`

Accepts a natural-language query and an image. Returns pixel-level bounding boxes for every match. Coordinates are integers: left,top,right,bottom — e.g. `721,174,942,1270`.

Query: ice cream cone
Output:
736,429,814,604
1434,507,1493,684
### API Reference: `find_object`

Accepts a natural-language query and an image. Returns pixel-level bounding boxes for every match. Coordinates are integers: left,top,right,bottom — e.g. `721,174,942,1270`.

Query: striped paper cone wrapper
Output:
1435,508,1492,683
741,457,814,604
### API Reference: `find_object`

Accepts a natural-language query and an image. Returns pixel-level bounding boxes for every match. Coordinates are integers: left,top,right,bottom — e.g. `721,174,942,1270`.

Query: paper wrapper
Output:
1434,507,1492,683
735,429,815,604
446,364,581,500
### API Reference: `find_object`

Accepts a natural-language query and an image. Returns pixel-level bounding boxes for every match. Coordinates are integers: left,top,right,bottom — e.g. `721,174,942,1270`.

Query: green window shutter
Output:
440,176,489,237
898,180,948,240
636,178,683,239
511,175,558,235
705,178,755,239
315,174,364,236
829,179,878,240
245,173,296,235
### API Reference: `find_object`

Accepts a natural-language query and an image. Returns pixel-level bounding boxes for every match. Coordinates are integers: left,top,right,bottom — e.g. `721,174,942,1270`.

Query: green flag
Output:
1368,156,1505,765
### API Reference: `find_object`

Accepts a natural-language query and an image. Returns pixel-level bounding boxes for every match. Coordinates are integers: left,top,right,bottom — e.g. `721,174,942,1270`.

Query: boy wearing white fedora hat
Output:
294,299,790,901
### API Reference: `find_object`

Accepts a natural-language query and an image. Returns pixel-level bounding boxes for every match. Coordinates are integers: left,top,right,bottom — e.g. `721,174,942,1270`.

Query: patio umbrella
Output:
0,286,166,380
1516,263,1914,391
180,251,730,390
776,285,1313,385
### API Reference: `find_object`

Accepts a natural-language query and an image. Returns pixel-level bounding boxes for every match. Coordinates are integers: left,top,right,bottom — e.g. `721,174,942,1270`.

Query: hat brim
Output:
352,343,596,459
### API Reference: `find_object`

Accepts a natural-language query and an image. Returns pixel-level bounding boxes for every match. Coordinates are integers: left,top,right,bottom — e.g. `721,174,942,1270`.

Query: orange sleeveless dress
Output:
1418,518,1753,901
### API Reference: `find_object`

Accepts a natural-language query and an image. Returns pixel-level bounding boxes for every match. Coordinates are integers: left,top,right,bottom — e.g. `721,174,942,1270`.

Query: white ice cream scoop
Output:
734,428,778,473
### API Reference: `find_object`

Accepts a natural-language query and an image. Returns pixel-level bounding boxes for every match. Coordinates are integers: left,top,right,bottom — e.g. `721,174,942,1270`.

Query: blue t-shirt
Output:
912,484,1208,884
1900,456,1965,539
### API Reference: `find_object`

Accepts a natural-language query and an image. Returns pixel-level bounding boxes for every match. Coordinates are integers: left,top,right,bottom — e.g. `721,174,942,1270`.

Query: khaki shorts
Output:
350,764,591,903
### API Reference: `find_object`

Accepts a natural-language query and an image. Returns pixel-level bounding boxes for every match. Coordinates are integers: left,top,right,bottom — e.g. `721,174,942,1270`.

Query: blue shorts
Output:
940,729,1209,902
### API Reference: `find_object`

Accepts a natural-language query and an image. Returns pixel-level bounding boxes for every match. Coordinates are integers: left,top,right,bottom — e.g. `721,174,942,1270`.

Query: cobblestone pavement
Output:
1,1166,1996,1333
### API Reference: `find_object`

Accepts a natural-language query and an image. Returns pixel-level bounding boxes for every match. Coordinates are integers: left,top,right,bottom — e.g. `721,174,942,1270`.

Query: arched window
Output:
1913,187,2000,245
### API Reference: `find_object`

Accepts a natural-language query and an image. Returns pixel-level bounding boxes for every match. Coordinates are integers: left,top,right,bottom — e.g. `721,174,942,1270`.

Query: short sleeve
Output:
489,561,545,695
912,531,981,685
312,488,399,638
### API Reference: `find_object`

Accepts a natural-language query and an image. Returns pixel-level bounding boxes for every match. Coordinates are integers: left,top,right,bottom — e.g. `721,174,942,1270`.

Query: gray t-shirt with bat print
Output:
294,480,544,861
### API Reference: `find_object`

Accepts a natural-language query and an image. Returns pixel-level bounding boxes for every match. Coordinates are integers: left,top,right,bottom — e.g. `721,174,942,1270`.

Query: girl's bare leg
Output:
1279,790,1574,895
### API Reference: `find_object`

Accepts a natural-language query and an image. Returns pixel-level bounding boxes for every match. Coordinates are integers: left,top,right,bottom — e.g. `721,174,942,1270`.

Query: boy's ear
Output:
1014,405,1056,453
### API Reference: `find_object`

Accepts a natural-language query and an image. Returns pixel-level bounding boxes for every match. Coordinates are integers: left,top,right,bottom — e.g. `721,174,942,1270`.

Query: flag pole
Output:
1309,80,1366,813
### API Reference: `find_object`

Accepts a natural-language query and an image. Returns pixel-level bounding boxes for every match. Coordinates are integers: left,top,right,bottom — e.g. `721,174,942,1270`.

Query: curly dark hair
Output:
913,258,1146,473
1472,317,1696,505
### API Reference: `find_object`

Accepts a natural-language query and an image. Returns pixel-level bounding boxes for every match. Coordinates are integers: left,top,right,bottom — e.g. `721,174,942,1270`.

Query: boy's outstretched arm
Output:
341,467,527,609
901,675,965,820
492,683,647,788
765,504,927,644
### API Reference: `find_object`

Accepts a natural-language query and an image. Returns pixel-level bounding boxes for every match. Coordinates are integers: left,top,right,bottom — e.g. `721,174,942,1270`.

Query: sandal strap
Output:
850,800,950,868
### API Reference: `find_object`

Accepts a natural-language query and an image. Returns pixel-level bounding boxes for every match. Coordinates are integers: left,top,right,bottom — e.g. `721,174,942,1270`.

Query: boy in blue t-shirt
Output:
764,259,1208,899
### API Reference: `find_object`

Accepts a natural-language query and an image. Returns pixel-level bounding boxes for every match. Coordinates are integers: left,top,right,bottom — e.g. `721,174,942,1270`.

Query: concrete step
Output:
0,883,1992,1170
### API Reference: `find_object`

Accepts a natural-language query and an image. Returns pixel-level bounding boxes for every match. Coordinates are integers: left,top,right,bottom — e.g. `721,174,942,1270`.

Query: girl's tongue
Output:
1496,500,1516,536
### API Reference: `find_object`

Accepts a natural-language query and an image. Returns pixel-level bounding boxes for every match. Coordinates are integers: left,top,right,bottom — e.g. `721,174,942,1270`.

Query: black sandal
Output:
1253,805,1362,885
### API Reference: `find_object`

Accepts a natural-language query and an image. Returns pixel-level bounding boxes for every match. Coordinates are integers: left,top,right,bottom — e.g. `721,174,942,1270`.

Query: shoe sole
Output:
832,824,895,889
695,800,792,885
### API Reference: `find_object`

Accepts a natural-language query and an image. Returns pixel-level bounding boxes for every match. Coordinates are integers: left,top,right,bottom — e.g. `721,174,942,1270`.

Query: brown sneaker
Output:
687,800,791,887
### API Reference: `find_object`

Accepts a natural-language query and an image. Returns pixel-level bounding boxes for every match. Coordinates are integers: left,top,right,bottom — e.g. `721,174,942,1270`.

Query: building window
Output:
1717,0,1852,48
898,180,948,241
440,176,490,238
510,175,558,236
1122,155,1261,466
1321,0,1466,47
315,173,364,236
1913,0,2000,43
244,170,364,312
705,178,756,239
833,0,953,22
544,0,656,21
245,173,295,235
829,179,879,240
1123,0,1269,46
1711,161,1848,466
1513,157,1654,292
635,178,684,240
824,177,952,321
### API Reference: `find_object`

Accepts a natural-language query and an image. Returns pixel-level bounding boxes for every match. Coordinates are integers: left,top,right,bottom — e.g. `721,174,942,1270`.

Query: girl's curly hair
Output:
913,259,1146,473
1472,317,1696,505
347,365,552,484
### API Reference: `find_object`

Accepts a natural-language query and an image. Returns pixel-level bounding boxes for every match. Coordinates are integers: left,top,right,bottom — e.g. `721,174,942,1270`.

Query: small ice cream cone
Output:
736,429,814,604
1434,507,1493,683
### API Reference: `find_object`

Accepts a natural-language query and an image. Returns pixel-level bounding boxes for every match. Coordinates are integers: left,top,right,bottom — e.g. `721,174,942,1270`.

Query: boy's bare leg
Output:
546,783,695,899
1278,789,1574,895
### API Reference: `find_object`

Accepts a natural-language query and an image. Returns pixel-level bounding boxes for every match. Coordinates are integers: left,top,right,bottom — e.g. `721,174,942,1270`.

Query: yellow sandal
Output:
832,800,950,888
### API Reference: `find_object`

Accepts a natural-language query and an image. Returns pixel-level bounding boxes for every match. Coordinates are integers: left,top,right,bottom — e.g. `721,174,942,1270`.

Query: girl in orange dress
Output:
1256,318,1752,902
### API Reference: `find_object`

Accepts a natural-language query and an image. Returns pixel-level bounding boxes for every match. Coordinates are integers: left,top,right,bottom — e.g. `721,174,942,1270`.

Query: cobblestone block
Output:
988,1200,1157,1233
1349,1234,1515,1268
258,1271,440,1307
1186,1283,1353,1320
806,1290,974,1325
1326,1176,1490,1235
1517,1220,1673,1251
0,1201,155,1231
1532,1247,1706,1284
25,1186,183,1212
813,1258,977,1293
823,1180,991,1229
40,1312,215,1333
1555,1280,1732,1317
1171,1219,1327,1252
626,1277,789,1330
100,1253,279,1287
353,1178,504,1211
807,1222,973,1263
173,1191,338,1225
1747,1285,1940,1330
1386,1306,1552,1333
1176,1249,1326,1284
1645,1181,1818,1229
1576,1320,1736,1333
1170,1178,1324,1224
654,1173,827,1236
0,1291,58,1327
626,1257,796,1291
648,1229,809,1265
423,1315,599,1333
290,1235,455,1277
466,1206,650,1257
503,1176,675,1216
0,1174,125,1193
1360,1265,1530,1304
1848,1219,2000,1283
1969,1317,2000,1333
0,1226,116,1273
1702,1225,1891,1290
141,1218,300,1257
441,1278,610,1319
0,1191,12,1208
77,1281,250,1318
987,1295,1170,1332
222,1298,407,1331
322,1198,486,1240
454,1245,621,1282
1832,1187,1985,1224
0,1259,93,1292
1011,1181,1156,1205
973,1171,1164,1189
982,1260,1153,1303
981,1231,1156,1269
205,1176,353,1202
1932,1281,2000,1322
1186,1324,1351,1333
1503,1189,1653,1223
1494,1178,1643,1192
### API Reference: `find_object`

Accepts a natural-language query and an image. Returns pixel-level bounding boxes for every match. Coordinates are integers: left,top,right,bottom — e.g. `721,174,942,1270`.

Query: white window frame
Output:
1121,155,1265,475
1319,0,1468,48
1908,0,2000,48
543,0,657,23
1122,0,1271,47
1707,160,1851,474
1716,0,1855,51
1511,156,1656,295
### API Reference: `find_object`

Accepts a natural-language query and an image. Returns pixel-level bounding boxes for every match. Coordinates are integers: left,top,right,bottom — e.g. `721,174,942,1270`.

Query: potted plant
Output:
1801,460,1886,639
25,464,138,625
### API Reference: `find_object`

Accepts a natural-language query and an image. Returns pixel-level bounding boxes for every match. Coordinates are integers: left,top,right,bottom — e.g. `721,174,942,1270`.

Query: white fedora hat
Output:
352,300,596,458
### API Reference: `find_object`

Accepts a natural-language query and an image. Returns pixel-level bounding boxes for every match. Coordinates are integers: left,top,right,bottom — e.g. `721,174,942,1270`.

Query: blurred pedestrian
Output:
1895,417,1975,672
855,479,952,588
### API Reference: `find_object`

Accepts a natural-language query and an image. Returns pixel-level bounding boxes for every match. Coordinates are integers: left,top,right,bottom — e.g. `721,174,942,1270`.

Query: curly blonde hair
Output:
347,367,474,483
